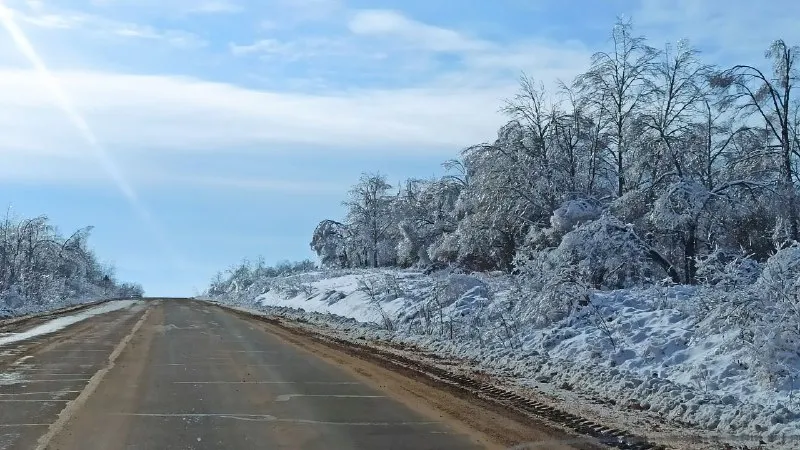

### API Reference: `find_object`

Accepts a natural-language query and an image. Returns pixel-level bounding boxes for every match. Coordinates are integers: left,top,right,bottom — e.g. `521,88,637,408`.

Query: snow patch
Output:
209,269,800,448
0,300,140,347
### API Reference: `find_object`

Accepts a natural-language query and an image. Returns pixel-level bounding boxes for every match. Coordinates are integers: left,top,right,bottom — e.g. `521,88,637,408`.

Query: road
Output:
0,300,493,449
0,300,585,450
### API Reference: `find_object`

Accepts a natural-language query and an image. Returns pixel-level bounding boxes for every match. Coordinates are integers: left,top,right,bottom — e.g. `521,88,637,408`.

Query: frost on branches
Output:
0,214,143,318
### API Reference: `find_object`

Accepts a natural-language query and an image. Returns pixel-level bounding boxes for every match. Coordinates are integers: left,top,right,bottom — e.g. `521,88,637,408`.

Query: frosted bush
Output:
696,249,761,289
651,181,710,230
556,216,659,288
550,198,603,234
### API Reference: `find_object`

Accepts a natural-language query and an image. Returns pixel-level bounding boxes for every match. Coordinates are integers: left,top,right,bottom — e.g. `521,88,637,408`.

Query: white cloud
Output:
9,5,207,48
0,68,513,183
348,9,489,53
168,175,345,194
19,12,82,29
188,1,243,14
635,0,800,64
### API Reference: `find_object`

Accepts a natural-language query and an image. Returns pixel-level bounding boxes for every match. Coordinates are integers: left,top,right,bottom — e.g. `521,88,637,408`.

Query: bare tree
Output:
715,39,800,241
643,40,710,179
577,19,659,197
344,173,396,268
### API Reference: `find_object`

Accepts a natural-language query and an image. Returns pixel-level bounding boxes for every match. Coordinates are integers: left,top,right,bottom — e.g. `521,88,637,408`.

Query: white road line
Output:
0,379,91,382
48,357,98,360
172,381,361,385
34,307,152,450
274,394,385,402
155,364,279,367
0,399,70,402
172,381,295,384
19,364,97,368
0,424,50,427
212,350,277,353
0,391,80,396
18,374,92,377
109,413,439,426
42,350,110,353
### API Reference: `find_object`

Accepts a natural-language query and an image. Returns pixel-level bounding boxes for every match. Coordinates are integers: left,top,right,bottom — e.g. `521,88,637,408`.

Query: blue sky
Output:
0,0,798,296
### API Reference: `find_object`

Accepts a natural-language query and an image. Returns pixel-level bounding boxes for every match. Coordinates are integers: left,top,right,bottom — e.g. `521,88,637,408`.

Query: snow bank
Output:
209,269,800,448
0,300,140,347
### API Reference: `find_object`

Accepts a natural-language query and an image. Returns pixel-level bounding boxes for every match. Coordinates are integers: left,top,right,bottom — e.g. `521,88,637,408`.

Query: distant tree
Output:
344,173,397,267
310,219,350,268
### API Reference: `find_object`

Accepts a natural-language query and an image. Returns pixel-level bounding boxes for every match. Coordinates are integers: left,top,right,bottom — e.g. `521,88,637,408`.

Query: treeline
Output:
0,212,143,316
207,259,316,296
311,20,800,288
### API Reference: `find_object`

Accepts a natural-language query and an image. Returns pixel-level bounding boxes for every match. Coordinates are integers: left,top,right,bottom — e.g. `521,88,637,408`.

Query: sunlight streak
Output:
0,5,187,271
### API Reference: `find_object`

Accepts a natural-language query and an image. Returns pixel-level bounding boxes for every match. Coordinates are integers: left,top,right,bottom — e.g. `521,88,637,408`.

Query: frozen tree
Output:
305,20,799,295
393,176,462,267
643,40,710,179
344,173,397,267
714,40,800,242
310,219,350,268
577,19,658,197
0,210,142,314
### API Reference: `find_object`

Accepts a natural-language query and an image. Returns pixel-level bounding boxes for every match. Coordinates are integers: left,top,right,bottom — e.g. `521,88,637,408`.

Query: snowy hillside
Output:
208,266,800,448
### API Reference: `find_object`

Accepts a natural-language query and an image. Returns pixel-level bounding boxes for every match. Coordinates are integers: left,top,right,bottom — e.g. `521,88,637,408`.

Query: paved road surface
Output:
0,300,484,450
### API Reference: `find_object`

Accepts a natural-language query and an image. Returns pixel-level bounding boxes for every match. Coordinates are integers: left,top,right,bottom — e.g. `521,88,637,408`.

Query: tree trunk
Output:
648,248,681,284
684,224,697,284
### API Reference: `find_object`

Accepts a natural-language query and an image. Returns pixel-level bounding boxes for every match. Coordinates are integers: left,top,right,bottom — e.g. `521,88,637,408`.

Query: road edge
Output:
34,304,154,450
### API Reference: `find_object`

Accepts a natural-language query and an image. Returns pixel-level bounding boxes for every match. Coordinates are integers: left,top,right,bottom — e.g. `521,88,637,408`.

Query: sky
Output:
0,0,798,296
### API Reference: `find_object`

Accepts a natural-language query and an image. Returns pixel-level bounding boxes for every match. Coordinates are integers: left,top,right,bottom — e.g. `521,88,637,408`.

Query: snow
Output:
209,268,800,448
0,300,140,347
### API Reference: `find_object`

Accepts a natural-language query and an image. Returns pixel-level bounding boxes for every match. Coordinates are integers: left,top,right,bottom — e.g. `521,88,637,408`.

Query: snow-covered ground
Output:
207,268,800,448
0,300,140,347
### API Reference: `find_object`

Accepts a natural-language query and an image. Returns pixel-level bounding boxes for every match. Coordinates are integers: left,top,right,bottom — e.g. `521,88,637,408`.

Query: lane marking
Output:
172,381,294,384
109,413,439,426
41,350,111,353
0,424,50,427
0,399,70,402
212,350,277,353
17,373,92,377
12,356,33,365
0,378,91,382
34,307,152,450
18,364,97,368
274,394,385,402
155,364,279,367
0,391,80,396
172,381,361,385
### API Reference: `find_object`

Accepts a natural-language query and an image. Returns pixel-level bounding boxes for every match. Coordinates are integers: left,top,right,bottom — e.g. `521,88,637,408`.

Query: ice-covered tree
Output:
714,40,800,242
310,219,350,268
344,173,398,267
577,19,658,197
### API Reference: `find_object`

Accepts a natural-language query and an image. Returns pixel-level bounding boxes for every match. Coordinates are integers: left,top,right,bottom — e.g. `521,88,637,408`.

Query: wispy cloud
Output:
188,1,243,14
0,68,510,173
230,8,591,90
348,9,489,53
229,37,350,60
9,4,207,48
635,0,800,63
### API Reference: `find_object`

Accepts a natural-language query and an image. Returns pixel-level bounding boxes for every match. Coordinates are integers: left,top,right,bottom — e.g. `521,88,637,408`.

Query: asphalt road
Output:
0,300,486,450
